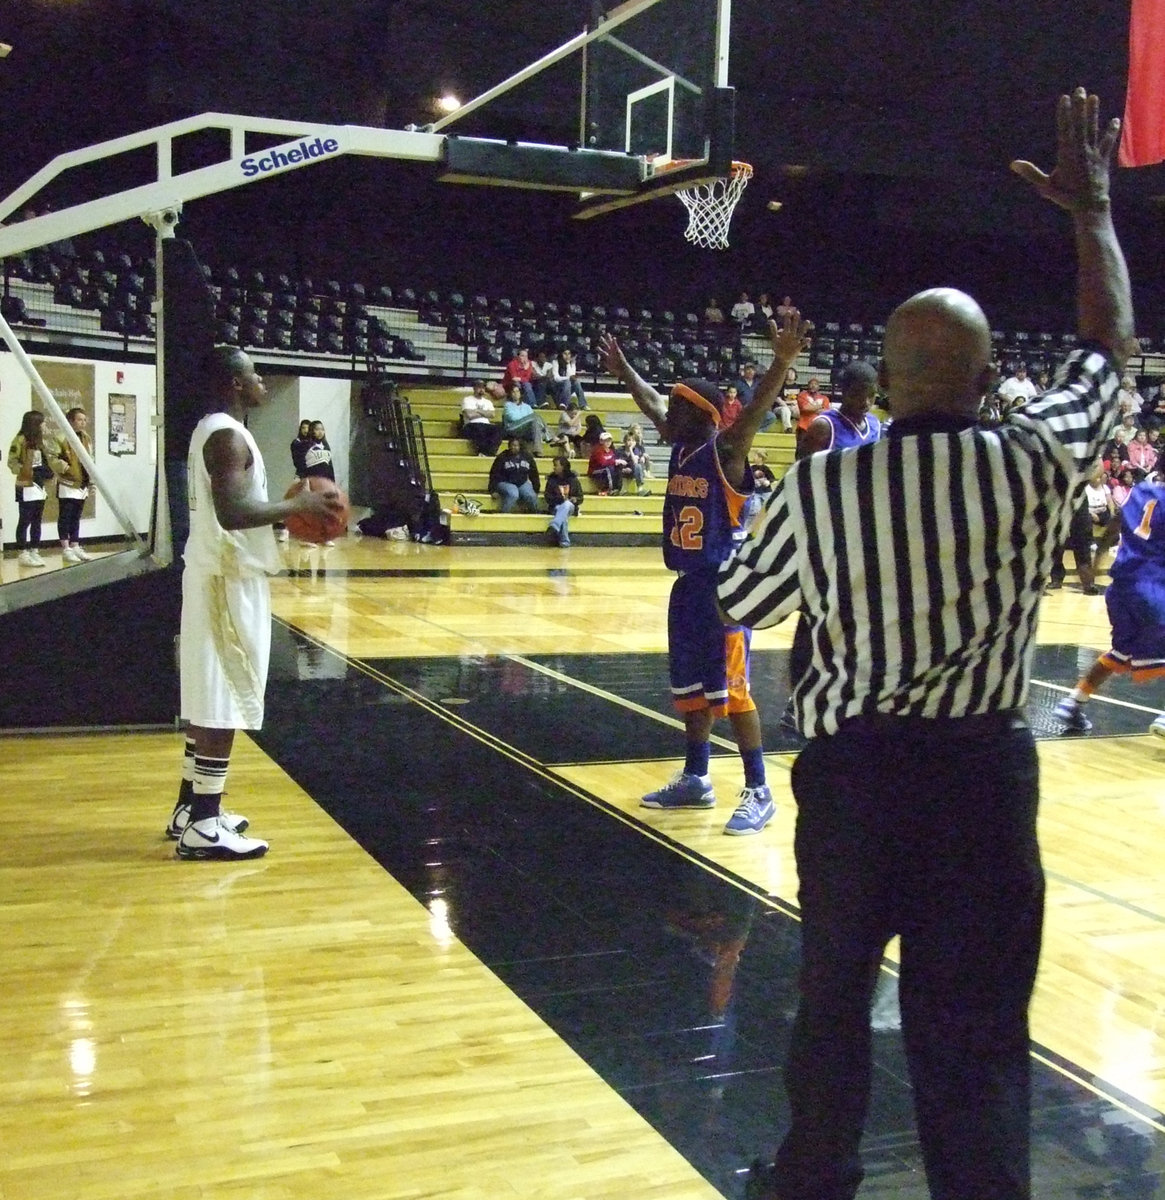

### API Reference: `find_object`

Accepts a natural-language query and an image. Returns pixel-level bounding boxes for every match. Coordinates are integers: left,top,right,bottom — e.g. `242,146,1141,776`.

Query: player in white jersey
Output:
168,346,344,860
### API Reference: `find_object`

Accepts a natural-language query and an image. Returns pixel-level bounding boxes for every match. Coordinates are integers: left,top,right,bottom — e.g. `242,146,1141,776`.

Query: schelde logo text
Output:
240,136,341,178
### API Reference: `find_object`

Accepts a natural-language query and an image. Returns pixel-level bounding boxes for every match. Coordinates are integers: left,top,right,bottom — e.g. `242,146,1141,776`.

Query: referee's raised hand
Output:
1010,87,1120,213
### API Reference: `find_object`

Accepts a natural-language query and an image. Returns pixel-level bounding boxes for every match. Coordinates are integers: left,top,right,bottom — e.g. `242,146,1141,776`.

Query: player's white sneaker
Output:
166,801,249,840
1053,696,1092,733
176,816,268,861
1150,715,1165,739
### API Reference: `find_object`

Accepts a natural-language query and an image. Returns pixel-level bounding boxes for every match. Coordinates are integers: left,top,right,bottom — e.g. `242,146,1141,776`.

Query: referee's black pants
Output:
774,716,1042,1200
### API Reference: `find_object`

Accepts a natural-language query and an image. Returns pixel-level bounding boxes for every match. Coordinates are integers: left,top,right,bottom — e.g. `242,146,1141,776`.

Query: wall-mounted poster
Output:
108,393,137,455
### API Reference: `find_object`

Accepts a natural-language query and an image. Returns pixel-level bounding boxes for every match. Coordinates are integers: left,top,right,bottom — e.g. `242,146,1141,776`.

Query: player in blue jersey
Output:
1055,471,1165,736
600,312,811,835
797,359,882,458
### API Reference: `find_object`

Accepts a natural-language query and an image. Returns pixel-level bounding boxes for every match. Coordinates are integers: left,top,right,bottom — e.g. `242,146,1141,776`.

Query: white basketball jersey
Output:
184,412,281,577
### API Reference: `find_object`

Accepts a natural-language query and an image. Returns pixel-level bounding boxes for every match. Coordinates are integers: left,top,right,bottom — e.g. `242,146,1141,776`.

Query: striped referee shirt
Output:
717,345,1120,737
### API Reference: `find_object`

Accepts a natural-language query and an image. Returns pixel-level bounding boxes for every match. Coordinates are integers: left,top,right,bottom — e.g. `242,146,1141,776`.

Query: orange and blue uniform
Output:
663,435,755,715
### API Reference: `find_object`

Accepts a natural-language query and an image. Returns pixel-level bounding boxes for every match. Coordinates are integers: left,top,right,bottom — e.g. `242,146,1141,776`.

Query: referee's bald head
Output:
881,288,992,420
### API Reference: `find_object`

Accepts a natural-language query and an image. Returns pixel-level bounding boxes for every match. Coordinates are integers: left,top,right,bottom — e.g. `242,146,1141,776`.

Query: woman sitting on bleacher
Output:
489,437,541,513
551,349,588,409
553,402,585,456
545,455,583,548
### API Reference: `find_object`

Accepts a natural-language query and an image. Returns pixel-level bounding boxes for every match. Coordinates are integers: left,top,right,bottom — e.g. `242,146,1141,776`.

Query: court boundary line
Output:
271,618,1165,1136
1032,676,1164,717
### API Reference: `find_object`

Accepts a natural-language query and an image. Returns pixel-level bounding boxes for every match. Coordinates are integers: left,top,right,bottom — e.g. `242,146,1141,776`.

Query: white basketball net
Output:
677,162,752,250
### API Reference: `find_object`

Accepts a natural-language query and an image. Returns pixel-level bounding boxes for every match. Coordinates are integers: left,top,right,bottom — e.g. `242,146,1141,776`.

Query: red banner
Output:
1119,0,1165,166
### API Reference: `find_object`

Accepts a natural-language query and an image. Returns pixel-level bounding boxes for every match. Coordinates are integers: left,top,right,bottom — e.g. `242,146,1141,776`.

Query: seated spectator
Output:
545,454,583,548
551,348,588,409
617,430,651,496
1103,431,1130,472
531,348,555,408
1110,465,1136,506
1142,384,1165,431
553,402,585,456
501,382,547,455
1116,373,1144,421
730,292,755,326
502,347,537,406
580,413,606,454
1083,460,1122,565
775,294,796,320
761,366,799,433
588,430,621,494
488,437,541,513
794,376,831,449
735,361,759,406
302,421,336,481
703,297,725,324
752,461,776,494
720,384,743,429
1126,427,1158,479
626,422,652,478
998,363,1037,410
460,381,503,456
755,293,775,324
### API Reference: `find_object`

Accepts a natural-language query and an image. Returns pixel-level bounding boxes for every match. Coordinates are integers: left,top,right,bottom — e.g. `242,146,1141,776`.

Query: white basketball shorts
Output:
179,569,272,730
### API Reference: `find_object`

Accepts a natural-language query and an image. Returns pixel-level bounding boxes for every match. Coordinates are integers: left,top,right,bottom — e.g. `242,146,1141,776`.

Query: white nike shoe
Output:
166,801,250,840
176,816,268,861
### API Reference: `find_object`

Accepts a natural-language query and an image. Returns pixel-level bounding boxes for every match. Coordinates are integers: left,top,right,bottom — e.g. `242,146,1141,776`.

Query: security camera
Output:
162,208,179,225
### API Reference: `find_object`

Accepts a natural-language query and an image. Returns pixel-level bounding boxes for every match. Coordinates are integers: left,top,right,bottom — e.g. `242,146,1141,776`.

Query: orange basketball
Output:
284,476,349,543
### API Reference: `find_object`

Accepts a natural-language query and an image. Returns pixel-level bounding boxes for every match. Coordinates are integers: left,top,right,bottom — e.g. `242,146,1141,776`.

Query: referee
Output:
723,90,1134,1200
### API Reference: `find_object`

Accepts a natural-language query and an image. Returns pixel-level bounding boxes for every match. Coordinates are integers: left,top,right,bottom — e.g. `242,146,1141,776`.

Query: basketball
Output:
284,477,349,543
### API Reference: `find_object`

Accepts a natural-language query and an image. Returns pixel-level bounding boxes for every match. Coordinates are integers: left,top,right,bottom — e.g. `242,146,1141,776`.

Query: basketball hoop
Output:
676,161,752,250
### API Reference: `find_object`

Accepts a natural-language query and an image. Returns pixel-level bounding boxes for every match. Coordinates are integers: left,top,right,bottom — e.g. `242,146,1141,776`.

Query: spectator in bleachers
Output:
1083,460,1122,565
489,436,541,513
502,346,537,406
1111,465,1136,507
290,419,312,478
1143,384,1165,431
794,376,830,450
460,381,503,456
551,348,588,409
1103,428,1130,472
501,382,547,455
703,297,725,324
1117,373,1144,421
735,361,759,405
756,293,775,324
581,413,606,454
618,430,651,496
626,423,652,478
720,384,743,429
730,292,755,326
588,430,621,494
1127,428,1158,479
752,461,776,494
531,349,555,408
544,454,583,548
998,363,1038,410
553,402,585,456
760,365,799,433
775,295,796,320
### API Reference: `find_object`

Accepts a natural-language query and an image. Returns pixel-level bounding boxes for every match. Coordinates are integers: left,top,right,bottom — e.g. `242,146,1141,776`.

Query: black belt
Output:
837,709,1028,738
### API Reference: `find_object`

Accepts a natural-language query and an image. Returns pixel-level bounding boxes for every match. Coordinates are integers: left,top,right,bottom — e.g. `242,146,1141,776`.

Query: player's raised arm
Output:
718,311,812,485
599,332,669,439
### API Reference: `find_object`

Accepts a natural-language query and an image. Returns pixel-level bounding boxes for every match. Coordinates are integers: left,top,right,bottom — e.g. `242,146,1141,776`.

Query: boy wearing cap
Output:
599,312,811,834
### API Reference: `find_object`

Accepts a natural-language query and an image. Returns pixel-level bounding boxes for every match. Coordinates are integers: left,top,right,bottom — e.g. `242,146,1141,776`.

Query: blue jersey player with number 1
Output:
600,312,812,834
1055,472,1165,736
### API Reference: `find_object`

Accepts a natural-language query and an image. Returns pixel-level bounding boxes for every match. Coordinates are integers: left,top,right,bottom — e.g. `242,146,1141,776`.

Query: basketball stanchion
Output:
676,160,752,250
